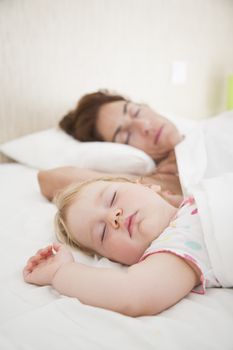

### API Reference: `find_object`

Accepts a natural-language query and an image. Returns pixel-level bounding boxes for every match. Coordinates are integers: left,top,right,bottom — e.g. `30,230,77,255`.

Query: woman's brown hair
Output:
59,90,127,141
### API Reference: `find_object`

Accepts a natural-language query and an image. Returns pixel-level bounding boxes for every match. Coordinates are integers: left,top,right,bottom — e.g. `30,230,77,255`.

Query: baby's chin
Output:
115,252,144,266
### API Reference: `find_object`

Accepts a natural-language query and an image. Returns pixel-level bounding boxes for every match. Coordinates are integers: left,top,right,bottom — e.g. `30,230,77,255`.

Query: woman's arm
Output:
38,166,182,201
23,244,199,317
37,167,111,200
156,150,178,175
38,166,141,200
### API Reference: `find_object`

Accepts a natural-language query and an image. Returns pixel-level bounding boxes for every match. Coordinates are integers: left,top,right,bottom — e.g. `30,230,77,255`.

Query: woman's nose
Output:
131,118,150,135
107,208,123,229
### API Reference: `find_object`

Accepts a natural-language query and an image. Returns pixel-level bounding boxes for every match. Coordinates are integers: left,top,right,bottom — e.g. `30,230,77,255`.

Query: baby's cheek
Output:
120,245,145,265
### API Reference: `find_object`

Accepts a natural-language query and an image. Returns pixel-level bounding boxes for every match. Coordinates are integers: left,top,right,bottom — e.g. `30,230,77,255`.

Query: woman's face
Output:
96,101,182,161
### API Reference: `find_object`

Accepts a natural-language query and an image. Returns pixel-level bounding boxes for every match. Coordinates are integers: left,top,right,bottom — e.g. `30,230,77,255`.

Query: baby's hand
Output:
23,243,74,286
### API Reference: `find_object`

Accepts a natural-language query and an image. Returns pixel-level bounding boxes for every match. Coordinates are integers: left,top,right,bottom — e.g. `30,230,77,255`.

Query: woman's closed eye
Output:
123,108,140,144
133,108,140,118
124,132,131,145
119,130,131,145
128,103,141,118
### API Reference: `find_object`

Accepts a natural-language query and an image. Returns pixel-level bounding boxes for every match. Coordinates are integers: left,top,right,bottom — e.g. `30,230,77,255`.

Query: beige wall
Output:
0,0,233,143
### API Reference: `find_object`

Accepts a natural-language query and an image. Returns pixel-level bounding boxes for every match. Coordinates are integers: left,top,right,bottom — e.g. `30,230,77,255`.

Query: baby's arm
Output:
24,245,199,316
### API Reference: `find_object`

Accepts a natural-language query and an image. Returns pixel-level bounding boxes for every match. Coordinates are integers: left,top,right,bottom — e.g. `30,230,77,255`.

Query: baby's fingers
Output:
23,265,40,284
24,246,52,269
23,265,34,282
24,257,41,275
25,256,39,270
36,245,54,257
52,242,63,253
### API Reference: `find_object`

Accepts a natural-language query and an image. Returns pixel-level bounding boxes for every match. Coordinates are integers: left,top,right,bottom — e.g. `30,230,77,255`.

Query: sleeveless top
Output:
139,197,221,293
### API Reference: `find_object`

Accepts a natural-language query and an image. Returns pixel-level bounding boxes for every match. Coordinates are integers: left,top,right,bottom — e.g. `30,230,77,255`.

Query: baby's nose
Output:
108,208,123,228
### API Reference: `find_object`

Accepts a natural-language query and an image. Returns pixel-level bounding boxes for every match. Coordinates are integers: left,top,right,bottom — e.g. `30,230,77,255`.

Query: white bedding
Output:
176,110,233,195
193,173,233,288
175,110,233,288
0,163,233,350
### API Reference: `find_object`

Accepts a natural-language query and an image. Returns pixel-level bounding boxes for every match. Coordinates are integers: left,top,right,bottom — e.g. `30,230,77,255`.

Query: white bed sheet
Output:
0,164,233,350
192,173,233,287
176,110,233,195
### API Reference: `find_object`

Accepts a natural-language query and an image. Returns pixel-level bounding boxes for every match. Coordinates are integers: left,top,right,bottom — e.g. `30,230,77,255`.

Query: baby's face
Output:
66,181,175,265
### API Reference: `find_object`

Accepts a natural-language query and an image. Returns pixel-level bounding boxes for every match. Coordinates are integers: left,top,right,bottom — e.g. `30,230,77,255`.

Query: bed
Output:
0,112,233,350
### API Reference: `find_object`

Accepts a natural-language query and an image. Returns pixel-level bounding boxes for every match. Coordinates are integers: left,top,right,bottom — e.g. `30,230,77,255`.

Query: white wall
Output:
0,0,233,142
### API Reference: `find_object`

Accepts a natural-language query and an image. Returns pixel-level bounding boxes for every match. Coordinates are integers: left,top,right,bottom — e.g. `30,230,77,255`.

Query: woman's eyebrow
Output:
112,125,121,142
112,102,128,142
123,101,128,114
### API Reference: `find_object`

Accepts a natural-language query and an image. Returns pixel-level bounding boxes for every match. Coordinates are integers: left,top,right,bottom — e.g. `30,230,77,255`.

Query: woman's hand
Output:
23,243,75,286
160,191,183,207
156,150,178,175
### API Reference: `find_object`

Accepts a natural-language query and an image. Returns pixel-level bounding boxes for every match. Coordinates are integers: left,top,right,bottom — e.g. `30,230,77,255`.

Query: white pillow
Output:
0,128,156,175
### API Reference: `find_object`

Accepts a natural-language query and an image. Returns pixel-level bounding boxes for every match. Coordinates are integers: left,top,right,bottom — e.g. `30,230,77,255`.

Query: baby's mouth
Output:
124,212,137,237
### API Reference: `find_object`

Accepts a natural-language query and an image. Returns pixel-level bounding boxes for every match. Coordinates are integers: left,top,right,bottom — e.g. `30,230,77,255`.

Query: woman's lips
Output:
124,212,137,237
154,125,164,144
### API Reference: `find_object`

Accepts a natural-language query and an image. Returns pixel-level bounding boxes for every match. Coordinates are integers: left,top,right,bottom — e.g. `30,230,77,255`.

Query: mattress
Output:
0,163,232,350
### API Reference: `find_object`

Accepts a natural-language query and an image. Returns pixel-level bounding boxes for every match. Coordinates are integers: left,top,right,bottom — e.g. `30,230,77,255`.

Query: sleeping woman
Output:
38,90,186,202
59,90,183,175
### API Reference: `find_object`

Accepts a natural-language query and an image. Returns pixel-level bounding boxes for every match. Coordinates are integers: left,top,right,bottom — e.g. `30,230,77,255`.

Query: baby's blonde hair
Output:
54,177,134,256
